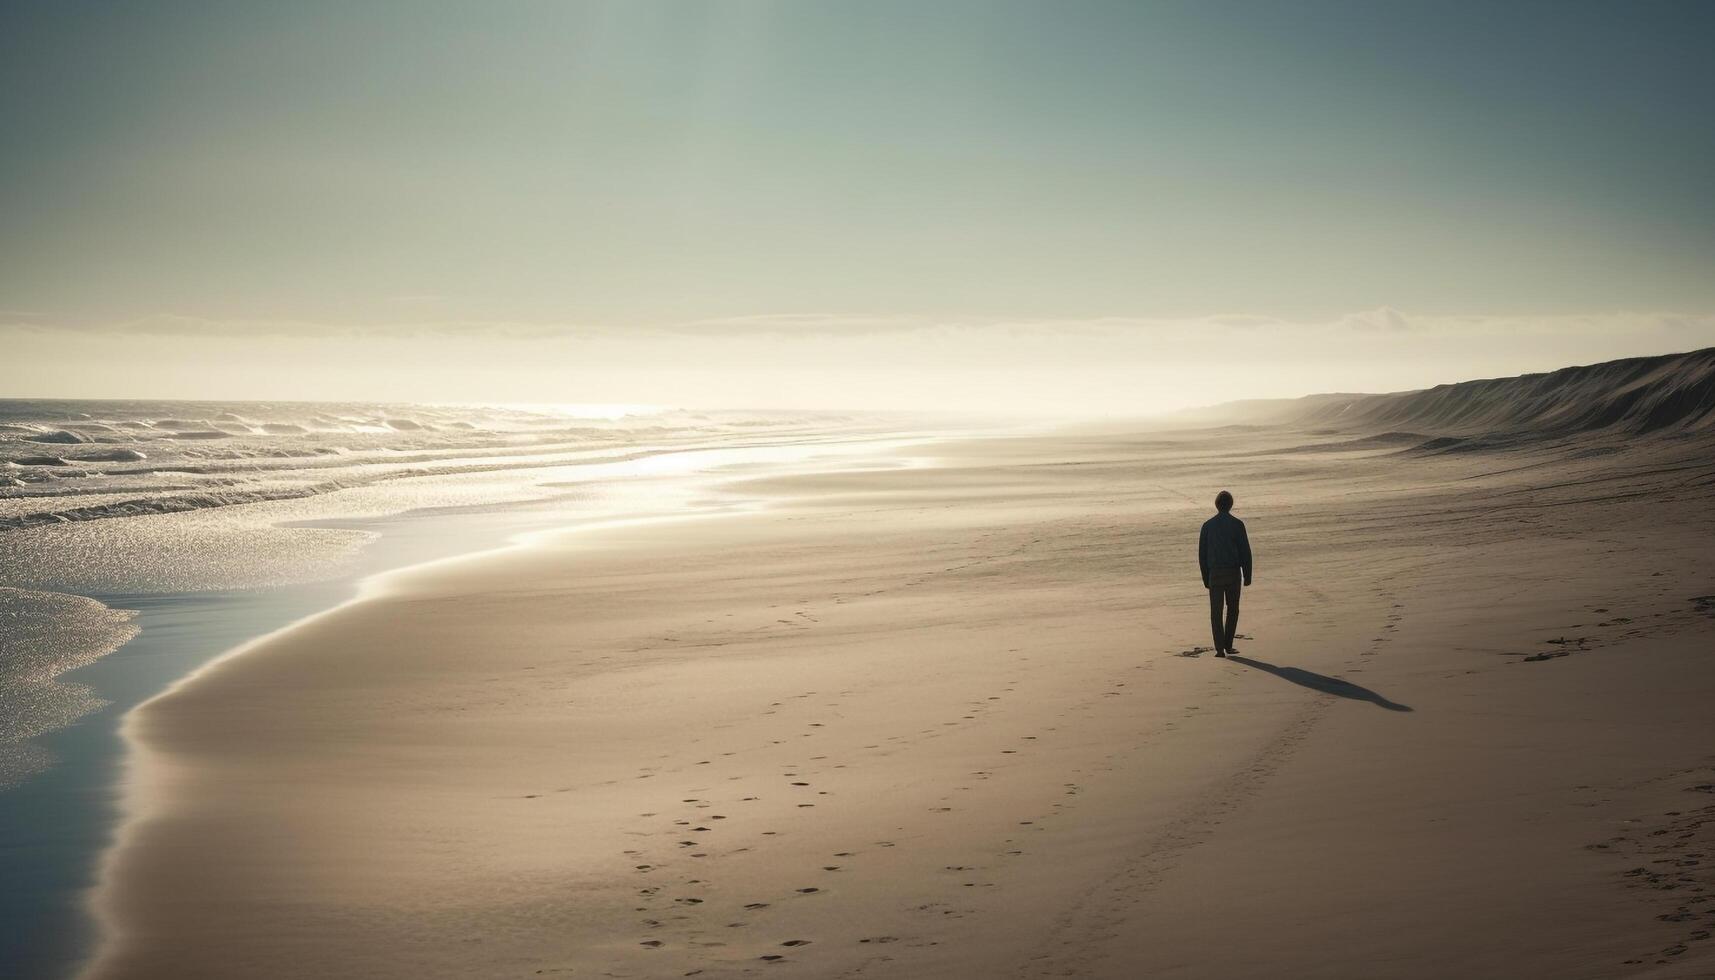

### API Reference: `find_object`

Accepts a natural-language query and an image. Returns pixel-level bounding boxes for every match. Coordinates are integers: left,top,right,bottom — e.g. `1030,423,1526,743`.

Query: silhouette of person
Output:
1199,490,1253,658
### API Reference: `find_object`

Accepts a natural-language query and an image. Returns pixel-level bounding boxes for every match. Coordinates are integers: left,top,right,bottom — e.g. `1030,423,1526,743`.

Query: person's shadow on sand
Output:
1228,656,1414,712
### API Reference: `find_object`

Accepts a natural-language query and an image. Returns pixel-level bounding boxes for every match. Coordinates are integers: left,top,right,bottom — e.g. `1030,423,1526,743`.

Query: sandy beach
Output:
81,414,1715,979
10,4,1715,976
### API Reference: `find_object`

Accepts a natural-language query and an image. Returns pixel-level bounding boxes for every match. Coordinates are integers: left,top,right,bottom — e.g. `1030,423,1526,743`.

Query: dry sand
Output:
83,422,1715,978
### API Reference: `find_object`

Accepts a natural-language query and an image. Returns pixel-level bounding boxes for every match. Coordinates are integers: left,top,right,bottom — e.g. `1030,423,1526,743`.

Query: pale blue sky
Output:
2,1,1713,407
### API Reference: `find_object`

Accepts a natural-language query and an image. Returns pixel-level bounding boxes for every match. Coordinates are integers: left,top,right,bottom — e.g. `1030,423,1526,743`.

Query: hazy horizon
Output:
7,310,1714,416
5,1,1713,413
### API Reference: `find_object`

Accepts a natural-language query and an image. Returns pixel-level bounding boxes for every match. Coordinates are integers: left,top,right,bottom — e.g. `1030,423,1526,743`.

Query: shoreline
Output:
3,499,574,980
2,433,931,980
76,425,1715,977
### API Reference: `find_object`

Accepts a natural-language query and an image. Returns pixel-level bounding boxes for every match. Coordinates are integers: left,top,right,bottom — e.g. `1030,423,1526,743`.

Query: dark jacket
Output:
1199,511,1253,588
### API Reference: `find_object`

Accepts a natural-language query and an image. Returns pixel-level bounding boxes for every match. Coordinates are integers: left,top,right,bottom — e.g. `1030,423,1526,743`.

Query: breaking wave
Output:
0,400,874,533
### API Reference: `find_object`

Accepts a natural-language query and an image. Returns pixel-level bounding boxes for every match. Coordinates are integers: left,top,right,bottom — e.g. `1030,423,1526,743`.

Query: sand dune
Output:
82,354,1715,979
1205,346,1715,442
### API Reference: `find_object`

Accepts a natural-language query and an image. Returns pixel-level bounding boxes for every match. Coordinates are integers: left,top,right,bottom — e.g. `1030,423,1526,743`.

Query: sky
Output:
3,1,1713,414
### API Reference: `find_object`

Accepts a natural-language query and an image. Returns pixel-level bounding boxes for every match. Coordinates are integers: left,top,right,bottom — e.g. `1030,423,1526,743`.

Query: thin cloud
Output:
5,310,1713,346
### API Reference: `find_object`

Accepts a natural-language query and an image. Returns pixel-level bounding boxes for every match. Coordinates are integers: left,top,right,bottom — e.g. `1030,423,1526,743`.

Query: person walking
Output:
1199,490,1253,658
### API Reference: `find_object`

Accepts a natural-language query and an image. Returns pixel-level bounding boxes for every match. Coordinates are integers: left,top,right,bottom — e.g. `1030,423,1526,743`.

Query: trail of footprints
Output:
1587,768,1715,967
554,570,1402,972
595,647,1205,971
1513,596,1714,663
1346,586,1404,673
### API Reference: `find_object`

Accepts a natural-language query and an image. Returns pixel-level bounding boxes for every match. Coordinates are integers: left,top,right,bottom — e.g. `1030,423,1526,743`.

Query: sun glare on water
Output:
499,402,667,421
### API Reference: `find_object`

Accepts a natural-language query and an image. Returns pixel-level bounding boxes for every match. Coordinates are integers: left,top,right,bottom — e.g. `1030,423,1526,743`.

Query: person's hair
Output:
1215,490,1234,512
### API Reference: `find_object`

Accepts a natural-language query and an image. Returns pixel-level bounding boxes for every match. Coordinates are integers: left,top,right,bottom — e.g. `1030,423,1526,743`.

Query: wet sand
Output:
84,424,1715,978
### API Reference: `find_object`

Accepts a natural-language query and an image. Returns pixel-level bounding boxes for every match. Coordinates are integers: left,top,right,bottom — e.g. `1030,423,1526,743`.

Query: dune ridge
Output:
1206,346,1715,443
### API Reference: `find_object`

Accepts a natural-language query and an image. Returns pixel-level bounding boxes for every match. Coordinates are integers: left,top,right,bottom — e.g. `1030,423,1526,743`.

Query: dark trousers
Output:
1208,571,1241,651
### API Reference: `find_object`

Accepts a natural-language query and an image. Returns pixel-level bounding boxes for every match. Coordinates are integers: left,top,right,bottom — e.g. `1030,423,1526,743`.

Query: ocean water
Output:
0,398,887,782
0,397,913,979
